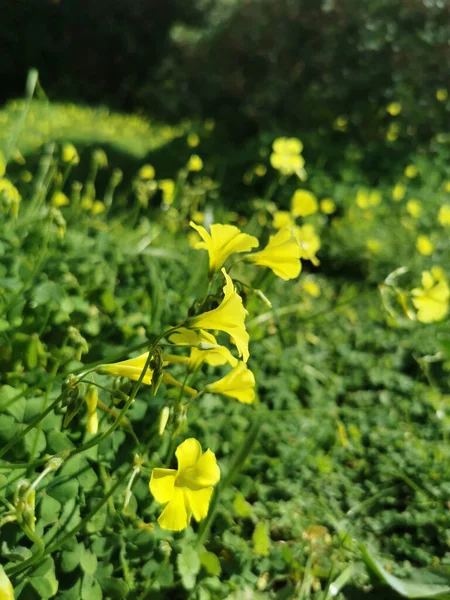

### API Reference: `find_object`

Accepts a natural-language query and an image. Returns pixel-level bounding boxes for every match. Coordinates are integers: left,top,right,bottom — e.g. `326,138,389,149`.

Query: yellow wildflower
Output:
20,170,33,183
412,270,449,323
191,211,204,224
62,143,79,164
168,328,238,372
187,133,200,147
91,200,105,215
302,280,321,297
159,179,175,204
150,438,220,531
138,164,155,180
436,89,448,102
386,122,400,142
387,102,402,116
206,362,255,404
248,228,301,280
99,352,155,384
406,200,422,218
0,565,14,600
187,155,203,172
320,198,336,214
356,189,369,209
51,191,70,207
270,137,304,176
392,183,406,202
416,235,434,256
369,190,382,206
187,269,250,362
366,239,381,254
273,211,293,229
291,189,318,217
85,386,99,434
190,221,259,272
295,224,321,265
404,165,418,179
254,164,267,177
334,115,348,130
444,181,450,193
438,205,450,226
81,196,93,210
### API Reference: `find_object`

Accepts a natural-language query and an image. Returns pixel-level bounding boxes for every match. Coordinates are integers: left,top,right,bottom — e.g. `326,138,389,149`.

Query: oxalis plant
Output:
0,217,303,597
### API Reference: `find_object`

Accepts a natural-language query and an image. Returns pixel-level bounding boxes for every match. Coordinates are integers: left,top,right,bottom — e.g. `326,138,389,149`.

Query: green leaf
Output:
0,385,26,422
199,551,221,576
47,478,79,503
81,573,102,600
233,491,252,518
29,557,59,598
252,521,270,557
39,495,61,524
360,543,450,599
80,549,98,575
177,546,201,590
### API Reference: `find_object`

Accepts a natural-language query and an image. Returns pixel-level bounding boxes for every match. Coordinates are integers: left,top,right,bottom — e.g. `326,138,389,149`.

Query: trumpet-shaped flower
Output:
270,137,304,176
206,362,256,404
190,221,259,272
291,189,318,217
295,224,321,265
187,269,250,362
168,328,238,371
412,270,449,323
99,352,155,384
150,438,220,531
248,228,301,280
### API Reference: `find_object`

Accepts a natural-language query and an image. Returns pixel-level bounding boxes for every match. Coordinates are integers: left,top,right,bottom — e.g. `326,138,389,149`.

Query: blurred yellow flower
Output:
412,270,449,323
334,115,348,130
291,189,318,217
320,198,336,214
51,191,70,207
254,164,267,177
295,224,321,265
191,211,204,224
356,189,369,209
188,269,250,362
207,362,255,404
187,155,203,171
159,179,175,204
416,235,434,256
248,228,301,280
187,133,200,147
444,181,450,193
273,211,293,229
386,122,400,142
20,170,33,183
387,102,402,116
150,438,220,531
406,199,422,218
366,239,381,254
369,190,382,206
0,565,14,600
392,183,406,202
138,164,155,180
436,89,448,102
190,221,259,272
270,137,304,176
62,143,79,164
302,280,321,297
85,385,99,434
81,196,93,211
168,328,238,372
404,165,418,179
91,200,105,215
93,149,108,168
438,205,450,226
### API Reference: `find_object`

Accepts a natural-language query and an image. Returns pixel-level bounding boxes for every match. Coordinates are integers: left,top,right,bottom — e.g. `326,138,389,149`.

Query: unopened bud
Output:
85,386,99,434
197,341,221,351
0,565,14,600
159,406,170,436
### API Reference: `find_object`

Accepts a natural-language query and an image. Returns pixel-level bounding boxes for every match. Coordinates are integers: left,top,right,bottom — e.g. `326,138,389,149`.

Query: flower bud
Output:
158,406,170,436
0,565,14,600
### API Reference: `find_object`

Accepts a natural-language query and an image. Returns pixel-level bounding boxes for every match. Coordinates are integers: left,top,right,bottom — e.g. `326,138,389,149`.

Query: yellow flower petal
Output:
190,222,259,272
194,449,221,486
176,438,202,470
185,487,214,521
149,468,177,503
291,189,318,217
207,362,255,404
273,211,293,229
99,352,154,384
157,488,190,531
416,235,433,256
248,229,301,280
438,205,450,226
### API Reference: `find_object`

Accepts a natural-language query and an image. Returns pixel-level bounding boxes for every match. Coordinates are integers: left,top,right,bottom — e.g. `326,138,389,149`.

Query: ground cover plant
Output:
1,78,450,599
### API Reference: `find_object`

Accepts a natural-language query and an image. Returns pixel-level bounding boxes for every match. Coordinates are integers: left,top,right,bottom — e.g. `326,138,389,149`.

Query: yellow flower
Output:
62,143,79,164
248,228,301,280
270,137,304,176
188,269,250,362
187,154,203,171
0,151,6,177
366,238,381,254
273,211,293,229
387,102,402,116
404,165,418,179
334,115,348,130
412,270,449,323
291,189,318,217
99,352,154,384
406,199,422,218
81,196,93,210
438,205,450,226
320,198,336,214
187,133,200,147
85,386,99,434
191,211,204,224
190,221,259,272
138,164,155,180
206,362,255,404
159,179,175,204
302,280,321,297
91,200,105,215
51,191,70,207
416,235,434,256
436,89,448,102
368,190,382,206
386,123,400,142
168,328,238,372
150,438,220,531
392,183,406,202
254,164,267,177
295,224,321,265
0,565,14,600
356,189,369,209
